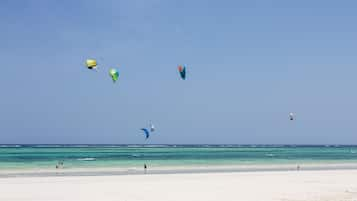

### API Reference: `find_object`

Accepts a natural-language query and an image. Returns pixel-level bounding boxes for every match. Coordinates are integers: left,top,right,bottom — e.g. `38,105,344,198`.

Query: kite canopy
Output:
178,65,186,80
150,123,155,132
86,59,97,70
109,68,119,83
141,128,150,139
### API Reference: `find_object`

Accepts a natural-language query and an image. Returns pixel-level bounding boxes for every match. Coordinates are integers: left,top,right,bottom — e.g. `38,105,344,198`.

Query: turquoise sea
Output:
0,145,357,171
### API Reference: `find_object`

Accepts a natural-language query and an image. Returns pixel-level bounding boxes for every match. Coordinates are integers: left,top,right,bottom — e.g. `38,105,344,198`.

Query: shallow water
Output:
0,145,357,170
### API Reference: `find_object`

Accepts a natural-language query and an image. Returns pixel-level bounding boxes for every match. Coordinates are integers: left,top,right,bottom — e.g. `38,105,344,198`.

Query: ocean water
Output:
0,145,357,170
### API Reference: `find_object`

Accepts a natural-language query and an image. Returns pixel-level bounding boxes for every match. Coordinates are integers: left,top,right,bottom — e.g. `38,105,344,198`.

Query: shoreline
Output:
1,162,357,178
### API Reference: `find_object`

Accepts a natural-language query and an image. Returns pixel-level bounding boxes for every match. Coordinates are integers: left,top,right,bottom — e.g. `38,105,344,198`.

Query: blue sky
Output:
1,0,357,144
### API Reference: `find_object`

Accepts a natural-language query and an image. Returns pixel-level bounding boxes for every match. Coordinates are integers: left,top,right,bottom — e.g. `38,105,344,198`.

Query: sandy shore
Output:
2,162,357,177
1,170,357,201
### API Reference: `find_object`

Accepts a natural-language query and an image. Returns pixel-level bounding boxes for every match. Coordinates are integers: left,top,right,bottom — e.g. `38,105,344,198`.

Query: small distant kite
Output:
150,122,155,132
289,112,295,121
178,65,186,80
85,59,97,71
109,68,119,83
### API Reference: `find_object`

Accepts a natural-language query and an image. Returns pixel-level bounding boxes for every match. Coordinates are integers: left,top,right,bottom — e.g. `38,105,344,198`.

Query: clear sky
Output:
1,0,357,144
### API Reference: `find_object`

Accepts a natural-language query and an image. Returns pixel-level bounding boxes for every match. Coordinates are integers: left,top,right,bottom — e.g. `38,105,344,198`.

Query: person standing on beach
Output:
144,164,147,174
56,161,64,169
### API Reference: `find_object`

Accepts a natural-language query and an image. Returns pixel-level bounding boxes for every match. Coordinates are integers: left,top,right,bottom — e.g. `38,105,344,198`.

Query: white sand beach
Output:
1,169,357,201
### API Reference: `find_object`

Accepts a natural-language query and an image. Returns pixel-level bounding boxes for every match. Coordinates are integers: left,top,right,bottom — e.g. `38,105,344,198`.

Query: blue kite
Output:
141,128,150,139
